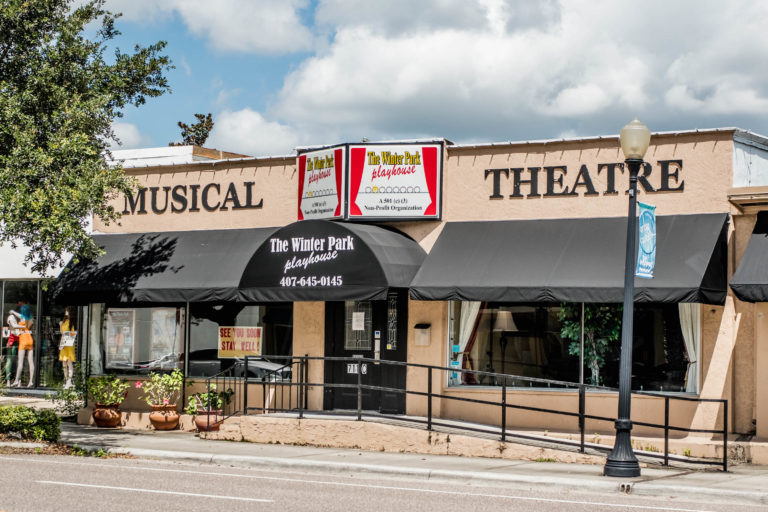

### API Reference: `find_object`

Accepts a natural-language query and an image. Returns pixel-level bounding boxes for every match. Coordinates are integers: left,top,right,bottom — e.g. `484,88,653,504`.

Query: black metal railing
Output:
206,355,729,471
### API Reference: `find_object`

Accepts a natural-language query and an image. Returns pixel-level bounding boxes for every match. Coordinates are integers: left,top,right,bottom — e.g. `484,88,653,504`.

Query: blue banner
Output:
636,202,656,279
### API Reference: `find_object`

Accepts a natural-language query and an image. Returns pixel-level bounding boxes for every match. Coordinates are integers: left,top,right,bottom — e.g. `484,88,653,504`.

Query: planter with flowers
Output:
89,376,130,428
187,385,234,432
136,369,184,430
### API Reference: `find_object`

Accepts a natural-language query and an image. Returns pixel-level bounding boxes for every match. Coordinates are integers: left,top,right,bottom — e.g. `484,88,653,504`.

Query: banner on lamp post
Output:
636,202,656,279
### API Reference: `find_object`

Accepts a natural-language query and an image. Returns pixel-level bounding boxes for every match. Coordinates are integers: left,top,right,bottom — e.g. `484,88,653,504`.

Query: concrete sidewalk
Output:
54,422,768,506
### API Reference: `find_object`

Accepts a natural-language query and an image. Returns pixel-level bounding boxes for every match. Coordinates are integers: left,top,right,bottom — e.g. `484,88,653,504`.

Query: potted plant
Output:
186,384,233,432
88,375,130,428
136,369,183,430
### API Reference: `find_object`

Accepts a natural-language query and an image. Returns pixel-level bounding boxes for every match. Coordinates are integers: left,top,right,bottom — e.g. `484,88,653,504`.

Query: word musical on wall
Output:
123,181,263,215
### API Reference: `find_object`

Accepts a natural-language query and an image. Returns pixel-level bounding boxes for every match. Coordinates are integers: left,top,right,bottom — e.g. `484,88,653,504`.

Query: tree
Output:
169,113,214,146
559,303,622,386
0,0,172,274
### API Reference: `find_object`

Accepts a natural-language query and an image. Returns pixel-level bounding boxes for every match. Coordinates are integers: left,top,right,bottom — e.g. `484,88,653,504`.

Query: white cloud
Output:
106,0,313,54
262,0,768,144
207,108,300,156
109,0,768,150
111,122,149,149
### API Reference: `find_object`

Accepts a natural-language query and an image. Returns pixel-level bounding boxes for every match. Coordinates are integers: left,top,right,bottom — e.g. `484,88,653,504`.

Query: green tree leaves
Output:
0,0,171,273
170,112,214,146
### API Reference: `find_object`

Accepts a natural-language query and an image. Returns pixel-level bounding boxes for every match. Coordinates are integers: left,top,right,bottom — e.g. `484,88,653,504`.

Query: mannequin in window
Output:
58,307,76,389
4,303,22,387
11,304,35,388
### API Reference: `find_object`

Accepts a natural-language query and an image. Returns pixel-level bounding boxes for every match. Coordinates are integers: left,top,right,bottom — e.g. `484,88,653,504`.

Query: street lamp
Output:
603,118,651,478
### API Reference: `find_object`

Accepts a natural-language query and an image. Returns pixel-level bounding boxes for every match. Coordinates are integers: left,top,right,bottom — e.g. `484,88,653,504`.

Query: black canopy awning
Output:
731,211,768,302
410,213,728,305
54,227,278,304
238,220,426,302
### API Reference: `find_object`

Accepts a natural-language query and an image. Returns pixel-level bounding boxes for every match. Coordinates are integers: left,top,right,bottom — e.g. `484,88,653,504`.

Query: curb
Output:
50,439,768,506
67,442,620,492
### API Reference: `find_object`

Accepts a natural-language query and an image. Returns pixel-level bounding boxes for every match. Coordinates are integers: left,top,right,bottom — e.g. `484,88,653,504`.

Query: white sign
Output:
298,147,345,220
347,363,368,374
348,143,442,219
352,312,365,331
61,331,76,347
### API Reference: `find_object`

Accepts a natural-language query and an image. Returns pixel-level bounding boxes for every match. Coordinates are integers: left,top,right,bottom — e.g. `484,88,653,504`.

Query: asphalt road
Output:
0,454,758,512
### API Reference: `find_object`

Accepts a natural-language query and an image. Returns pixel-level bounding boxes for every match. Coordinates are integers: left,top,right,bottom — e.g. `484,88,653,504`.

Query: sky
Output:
104,0,768,157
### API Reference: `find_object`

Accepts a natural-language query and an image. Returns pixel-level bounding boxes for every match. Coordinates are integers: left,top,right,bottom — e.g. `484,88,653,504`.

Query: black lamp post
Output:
603,118,651,478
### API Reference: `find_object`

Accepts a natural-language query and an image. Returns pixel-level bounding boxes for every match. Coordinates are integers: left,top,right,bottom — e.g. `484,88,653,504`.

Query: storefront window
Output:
188,303,292,378
448,302,575,387
39,289,79,388
448,301,698,392
2,281,39,386
88,304,185,375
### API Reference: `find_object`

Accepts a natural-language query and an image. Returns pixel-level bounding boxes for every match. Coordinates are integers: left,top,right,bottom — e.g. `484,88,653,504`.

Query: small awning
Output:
731,211,768,302
410,213,728,305
54,227,277,304
238,220,426,302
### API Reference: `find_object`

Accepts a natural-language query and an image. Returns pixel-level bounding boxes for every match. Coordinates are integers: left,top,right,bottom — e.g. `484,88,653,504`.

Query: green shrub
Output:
0,405,61,442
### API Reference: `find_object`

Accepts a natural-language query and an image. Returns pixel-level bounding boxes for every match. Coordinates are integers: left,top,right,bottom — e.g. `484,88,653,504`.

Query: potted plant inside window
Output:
89,375,130,428
137,369,184,430
186,384,233,432
559,303,622,386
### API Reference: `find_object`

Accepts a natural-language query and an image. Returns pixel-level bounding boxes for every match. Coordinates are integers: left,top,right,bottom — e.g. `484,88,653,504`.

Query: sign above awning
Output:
239,220,426,302
731,211,768,302
410,213,728,305
296,141,444,222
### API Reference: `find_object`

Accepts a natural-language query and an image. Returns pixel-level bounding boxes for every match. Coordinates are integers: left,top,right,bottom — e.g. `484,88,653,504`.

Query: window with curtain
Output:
447,301,698,392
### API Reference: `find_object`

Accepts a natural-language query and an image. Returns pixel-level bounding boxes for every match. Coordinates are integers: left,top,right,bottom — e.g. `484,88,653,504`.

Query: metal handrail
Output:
208,354,729,471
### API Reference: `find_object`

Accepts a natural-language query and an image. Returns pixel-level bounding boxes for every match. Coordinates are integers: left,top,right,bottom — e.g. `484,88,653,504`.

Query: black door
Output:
323,290,407,413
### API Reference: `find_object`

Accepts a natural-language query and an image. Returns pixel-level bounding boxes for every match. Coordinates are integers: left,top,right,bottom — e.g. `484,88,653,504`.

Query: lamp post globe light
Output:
603,118,651,478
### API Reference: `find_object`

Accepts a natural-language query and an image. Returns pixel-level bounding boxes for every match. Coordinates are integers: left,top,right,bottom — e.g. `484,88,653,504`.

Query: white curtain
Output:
459,302,481,353
678,303,700,393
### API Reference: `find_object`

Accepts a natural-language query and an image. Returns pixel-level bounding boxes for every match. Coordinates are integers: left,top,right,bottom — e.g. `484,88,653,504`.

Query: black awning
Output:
238,220,426,301
410,213,728,305
731,211,768,302
54,227,277,304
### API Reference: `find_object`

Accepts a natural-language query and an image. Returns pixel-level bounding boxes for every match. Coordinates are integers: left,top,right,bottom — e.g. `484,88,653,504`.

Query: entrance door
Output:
324,290,407,414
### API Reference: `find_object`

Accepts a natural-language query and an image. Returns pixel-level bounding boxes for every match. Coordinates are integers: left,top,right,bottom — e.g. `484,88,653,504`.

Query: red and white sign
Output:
348,143,441,219
298,147,345,220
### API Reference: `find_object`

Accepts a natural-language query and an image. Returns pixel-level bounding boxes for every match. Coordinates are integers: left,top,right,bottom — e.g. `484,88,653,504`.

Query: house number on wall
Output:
347,363,368,374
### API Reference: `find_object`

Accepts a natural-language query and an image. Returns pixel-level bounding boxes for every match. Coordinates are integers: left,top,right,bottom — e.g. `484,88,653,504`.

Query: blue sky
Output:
105,0,768,156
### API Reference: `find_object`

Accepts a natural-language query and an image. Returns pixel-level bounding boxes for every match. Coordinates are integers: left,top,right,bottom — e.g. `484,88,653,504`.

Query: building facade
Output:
51,129,768,442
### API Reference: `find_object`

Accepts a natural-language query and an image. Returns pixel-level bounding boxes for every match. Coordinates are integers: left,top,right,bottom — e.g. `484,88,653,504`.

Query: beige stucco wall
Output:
444,132,734,222
95,156,297,233
293,302,326,410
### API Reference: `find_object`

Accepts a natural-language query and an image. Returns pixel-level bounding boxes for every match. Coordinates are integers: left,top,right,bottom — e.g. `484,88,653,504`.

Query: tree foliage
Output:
169,112,213,146
0,0,172,273
559,303,622,386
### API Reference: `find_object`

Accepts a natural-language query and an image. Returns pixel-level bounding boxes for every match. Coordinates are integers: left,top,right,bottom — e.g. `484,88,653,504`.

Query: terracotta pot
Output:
194,409,224,432
149,404,180,430
92,404,122,428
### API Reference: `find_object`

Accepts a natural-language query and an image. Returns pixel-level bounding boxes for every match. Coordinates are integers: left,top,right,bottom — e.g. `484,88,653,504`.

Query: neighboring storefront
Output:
0,244,76,389
51,130,768,439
